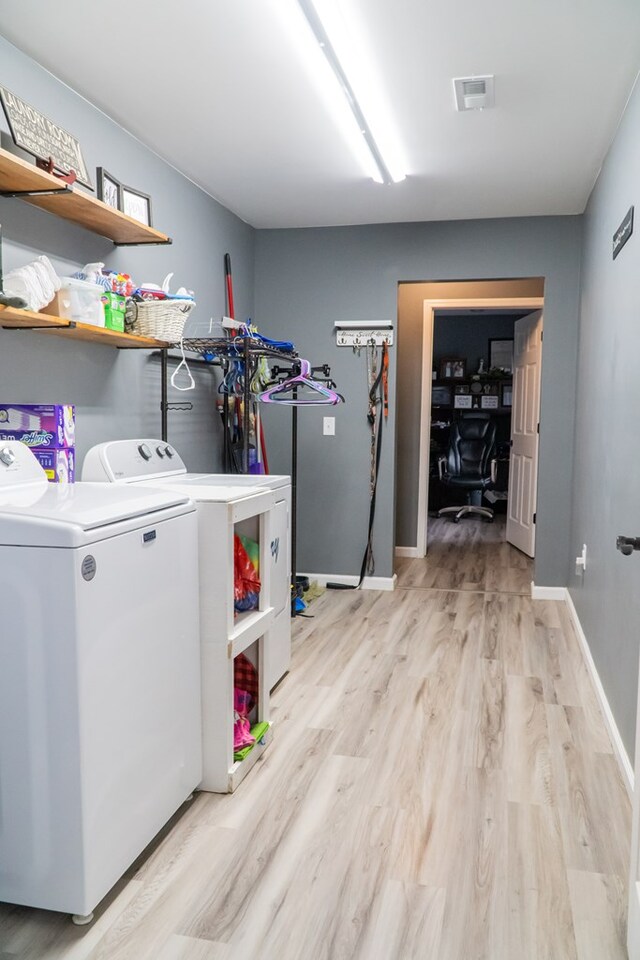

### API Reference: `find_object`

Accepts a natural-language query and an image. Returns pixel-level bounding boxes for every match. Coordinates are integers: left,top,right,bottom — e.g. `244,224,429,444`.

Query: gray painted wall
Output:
255,218,583,583
569,76,640,759
0,36,255,472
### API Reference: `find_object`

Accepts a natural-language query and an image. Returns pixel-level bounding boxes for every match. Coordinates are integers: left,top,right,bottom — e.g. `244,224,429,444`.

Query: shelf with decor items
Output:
0,305,171,349
0,146,171,246
431,376,513,414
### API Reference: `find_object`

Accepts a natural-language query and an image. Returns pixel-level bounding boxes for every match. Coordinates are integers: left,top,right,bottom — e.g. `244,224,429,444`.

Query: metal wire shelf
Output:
176,337,298,363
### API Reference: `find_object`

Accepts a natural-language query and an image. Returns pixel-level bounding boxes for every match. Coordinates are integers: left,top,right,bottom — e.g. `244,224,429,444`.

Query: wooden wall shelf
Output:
0,305,170,349
0,147,171,246
0,305,69,330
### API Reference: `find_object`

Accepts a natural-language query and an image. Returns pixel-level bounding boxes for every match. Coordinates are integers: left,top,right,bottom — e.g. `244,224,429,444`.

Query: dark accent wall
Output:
432,313,518,374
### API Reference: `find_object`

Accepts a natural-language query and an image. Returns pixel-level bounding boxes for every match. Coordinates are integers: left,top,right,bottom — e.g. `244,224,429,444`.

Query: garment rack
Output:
160,335,318,615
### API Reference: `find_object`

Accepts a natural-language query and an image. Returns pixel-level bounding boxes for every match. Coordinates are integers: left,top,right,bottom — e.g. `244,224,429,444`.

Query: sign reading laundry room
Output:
613,205,634,260
0,85,92,188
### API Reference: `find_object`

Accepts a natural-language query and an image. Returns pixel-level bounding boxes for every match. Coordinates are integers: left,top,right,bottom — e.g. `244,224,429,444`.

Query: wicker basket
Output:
125,298,195,342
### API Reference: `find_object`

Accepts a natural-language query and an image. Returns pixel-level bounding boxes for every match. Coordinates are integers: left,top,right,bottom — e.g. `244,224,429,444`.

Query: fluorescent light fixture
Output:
293,0,405,184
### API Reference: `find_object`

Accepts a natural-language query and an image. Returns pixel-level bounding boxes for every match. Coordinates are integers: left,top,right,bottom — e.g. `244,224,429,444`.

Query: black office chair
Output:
437,413,497,522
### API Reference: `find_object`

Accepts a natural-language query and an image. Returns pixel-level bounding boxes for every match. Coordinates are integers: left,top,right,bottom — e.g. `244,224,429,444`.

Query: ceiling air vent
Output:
453,75,495,112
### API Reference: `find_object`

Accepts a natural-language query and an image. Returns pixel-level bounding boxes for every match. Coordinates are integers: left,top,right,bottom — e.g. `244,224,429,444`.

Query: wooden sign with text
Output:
0,86,92,189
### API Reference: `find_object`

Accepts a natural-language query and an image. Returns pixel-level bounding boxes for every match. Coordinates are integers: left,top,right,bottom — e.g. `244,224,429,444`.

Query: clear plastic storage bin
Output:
57,278,105,327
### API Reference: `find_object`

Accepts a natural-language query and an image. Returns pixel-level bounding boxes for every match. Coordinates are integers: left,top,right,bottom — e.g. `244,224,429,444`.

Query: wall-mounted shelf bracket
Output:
0,186,72,198
114,237,173,247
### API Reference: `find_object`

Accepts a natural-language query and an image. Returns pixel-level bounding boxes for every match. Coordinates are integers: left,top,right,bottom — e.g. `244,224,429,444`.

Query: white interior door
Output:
506,310,543,557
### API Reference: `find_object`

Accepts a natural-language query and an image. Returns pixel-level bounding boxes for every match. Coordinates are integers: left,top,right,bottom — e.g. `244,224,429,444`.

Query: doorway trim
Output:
416,296,545,557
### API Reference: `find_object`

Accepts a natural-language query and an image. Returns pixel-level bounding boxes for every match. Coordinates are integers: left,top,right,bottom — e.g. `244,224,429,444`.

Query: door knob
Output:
616,535,640,556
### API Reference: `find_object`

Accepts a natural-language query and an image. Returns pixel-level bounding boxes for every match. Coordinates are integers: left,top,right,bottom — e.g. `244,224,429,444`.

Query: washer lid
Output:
0,481,193,547
146,474,274,503
181,473,291,491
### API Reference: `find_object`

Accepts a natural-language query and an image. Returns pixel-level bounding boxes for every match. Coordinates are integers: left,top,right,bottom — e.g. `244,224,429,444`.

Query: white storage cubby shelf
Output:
199,489,276,793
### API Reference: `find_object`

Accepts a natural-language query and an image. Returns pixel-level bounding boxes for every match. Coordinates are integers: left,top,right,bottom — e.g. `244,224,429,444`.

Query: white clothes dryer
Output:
0,441,201,922
82,440,292,689
82,439,283,792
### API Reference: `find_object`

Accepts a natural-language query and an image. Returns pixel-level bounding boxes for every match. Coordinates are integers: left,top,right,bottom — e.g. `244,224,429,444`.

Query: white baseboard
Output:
531,582,567,600
562,588,634,799
301,572,398,592
395,546,422,559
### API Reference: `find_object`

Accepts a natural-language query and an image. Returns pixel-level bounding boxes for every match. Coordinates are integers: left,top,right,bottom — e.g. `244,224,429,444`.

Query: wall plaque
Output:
0,86,92,189
613,206,633,260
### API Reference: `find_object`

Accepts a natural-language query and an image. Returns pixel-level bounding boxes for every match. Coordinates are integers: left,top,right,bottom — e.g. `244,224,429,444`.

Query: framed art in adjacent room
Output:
121,185,153,226
489,338,513,372
96,168,121,209
501,382,513,407
439,357,466,379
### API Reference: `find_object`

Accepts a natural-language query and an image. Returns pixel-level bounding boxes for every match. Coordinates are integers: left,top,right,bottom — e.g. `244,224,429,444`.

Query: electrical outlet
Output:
575,543,587,575
323,417,335,436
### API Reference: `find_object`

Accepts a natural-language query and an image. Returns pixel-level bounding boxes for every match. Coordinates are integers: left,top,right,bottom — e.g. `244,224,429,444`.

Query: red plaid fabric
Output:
234,652,259,709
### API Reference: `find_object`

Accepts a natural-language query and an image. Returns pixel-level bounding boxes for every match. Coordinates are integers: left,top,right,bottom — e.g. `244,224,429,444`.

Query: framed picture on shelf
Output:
454,394,473,409
121,184,153,226
439,357,466,379
454,383,469,395
489,338,513,372
96,168,121,210
481,395,499,409
501,382,513,407
431,384,452,406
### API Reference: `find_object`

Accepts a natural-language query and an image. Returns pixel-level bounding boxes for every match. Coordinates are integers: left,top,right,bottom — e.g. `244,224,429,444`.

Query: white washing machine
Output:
82,439,288,792
0,441,202,922
82,440,292,689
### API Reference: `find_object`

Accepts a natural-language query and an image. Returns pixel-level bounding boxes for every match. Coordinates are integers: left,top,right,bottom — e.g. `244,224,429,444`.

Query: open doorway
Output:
394,279,545,567
422,302,543,557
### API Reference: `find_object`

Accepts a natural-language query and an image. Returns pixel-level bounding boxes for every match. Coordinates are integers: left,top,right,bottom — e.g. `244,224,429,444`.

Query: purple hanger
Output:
258,359,343,406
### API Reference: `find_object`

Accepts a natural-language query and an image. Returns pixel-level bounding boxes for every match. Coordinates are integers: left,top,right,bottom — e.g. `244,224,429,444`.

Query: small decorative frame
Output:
454,394,473,409
439,357,466,379
96,167,121,210
488,338,513,372
501,382,513,408
481,395,499,410
121,184,153,226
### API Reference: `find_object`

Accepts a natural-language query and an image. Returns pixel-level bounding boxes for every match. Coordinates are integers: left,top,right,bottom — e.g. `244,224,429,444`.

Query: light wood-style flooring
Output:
0,518,631,959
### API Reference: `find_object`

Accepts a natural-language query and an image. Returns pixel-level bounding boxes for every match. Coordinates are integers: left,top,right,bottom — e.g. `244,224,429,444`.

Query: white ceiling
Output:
0,0,639,228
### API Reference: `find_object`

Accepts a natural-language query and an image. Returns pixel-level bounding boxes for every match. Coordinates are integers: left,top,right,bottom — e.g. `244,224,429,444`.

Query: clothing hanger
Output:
258,359,344,406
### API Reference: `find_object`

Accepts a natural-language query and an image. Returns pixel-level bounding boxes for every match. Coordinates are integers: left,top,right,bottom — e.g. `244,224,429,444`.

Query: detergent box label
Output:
31,448,75,483
0,404,75,448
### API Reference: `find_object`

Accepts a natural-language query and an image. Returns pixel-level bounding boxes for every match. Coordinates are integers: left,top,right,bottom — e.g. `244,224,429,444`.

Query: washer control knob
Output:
156,445,165,458
138,443,152,461
0,446,15,466
164,445,175,458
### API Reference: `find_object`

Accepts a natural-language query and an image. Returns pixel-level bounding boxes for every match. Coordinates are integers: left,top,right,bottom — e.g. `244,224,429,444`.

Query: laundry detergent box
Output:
31,448,75,483
0,404,75,448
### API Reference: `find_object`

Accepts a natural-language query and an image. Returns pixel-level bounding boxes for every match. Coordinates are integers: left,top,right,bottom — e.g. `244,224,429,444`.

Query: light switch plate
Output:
323,417,335,436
